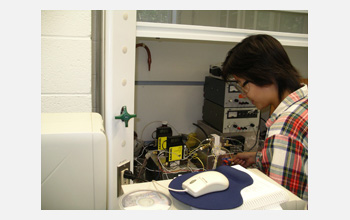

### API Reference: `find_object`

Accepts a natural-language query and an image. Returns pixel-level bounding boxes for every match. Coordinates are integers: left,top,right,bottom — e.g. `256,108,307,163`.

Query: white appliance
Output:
41,113,107,210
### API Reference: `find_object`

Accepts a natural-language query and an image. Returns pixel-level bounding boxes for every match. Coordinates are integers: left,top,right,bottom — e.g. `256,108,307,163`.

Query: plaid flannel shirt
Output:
256,84,308,201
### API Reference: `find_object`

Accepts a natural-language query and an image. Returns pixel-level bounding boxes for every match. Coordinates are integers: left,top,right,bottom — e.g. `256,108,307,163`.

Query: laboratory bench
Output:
118,166,307,210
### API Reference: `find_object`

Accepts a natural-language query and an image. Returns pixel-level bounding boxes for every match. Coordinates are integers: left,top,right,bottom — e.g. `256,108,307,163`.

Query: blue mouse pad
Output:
168,165,253,210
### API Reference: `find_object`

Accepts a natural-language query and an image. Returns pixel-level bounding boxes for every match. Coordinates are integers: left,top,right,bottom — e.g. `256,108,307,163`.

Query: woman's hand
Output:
230,152,257,168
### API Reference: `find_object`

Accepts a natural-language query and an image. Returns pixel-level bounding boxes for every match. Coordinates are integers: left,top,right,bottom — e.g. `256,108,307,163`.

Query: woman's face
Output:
233,75,279,110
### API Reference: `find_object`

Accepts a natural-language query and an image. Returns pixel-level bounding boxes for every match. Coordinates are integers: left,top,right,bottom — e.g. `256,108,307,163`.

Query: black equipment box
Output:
156,126,172,150
166,135,184,162
202,99,260,133
204,76,255,108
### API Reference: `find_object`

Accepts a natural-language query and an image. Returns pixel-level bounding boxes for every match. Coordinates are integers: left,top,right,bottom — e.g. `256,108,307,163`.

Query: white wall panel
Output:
41,10,91,37
135,85,204,140
41,10,92,113
41,37,91,94
41,95,91,113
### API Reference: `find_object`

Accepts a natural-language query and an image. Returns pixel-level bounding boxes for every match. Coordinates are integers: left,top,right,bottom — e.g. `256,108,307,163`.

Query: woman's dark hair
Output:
222,34,301,101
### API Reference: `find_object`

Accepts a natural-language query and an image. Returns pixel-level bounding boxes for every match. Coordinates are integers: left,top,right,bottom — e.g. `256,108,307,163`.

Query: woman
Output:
222,34,308,201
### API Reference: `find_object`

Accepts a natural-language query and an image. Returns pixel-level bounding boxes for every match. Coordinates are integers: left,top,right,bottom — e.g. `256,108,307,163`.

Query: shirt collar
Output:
266,84,308,128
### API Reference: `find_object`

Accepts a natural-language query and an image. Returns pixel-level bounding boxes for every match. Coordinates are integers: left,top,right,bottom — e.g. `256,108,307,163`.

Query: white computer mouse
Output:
182,171,229,197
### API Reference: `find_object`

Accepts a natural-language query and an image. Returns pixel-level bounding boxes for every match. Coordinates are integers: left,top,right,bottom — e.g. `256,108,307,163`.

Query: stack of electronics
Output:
200,64,261,152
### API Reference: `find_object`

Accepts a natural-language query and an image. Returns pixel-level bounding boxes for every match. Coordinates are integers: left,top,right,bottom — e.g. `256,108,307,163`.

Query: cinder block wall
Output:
41,10,92,113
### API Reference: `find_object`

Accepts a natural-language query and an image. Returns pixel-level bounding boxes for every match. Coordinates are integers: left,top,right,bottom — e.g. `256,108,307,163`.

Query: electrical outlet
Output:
121,169,130,185
117,160,130,197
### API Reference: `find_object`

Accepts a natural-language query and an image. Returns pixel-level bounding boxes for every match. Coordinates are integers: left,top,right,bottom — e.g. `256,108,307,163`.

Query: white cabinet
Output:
41,113,107,210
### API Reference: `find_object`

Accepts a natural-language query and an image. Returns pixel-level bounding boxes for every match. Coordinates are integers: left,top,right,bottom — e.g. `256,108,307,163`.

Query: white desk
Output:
119,168,307,210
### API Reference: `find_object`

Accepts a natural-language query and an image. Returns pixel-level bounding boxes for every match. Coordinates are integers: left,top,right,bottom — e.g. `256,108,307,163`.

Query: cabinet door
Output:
103,10,136,210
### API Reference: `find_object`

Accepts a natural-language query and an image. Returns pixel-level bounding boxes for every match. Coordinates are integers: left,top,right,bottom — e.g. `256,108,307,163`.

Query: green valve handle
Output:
114,106,136,127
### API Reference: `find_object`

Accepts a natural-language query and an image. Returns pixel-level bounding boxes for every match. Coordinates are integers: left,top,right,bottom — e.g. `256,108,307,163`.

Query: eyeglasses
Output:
233,80,250,94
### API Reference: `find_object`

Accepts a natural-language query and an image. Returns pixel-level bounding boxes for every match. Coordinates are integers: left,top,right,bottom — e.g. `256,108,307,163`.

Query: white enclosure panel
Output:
135,85,204,141
135,38,308,81
135,38,230,82
103,10,136,210
283,46,308,78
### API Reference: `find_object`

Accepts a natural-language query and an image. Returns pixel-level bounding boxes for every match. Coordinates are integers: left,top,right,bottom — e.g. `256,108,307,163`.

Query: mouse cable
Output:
152,180,188,192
